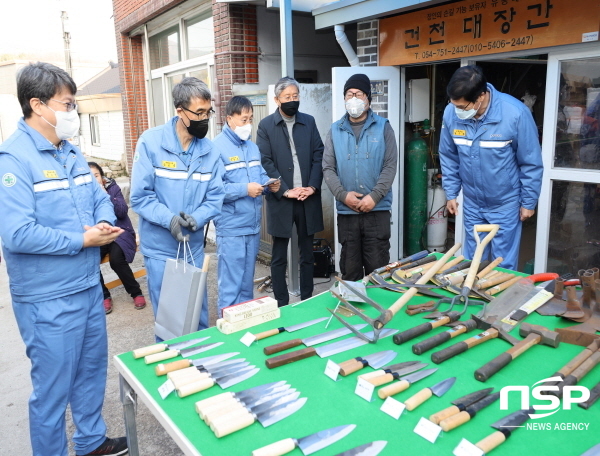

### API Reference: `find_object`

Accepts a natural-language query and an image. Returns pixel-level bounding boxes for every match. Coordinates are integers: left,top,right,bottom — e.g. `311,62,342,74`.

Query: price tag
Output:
414,417,442,443
453,438,484,456
355,377,375,402
583,31,599,42
240,332,256,347
324,360,341,381
380,396,406,419
158,379,175,399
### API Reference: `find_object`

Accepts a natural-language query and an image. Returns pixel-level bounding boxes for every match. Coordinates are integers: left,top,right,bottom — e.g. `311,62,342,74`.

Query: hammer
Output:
474,323,560,382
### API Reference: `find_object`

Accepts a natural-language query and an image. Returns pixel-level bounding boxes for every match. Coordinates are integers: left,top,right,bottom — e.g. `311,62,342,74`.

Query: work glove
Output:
180,211,199,232
170,215,190,242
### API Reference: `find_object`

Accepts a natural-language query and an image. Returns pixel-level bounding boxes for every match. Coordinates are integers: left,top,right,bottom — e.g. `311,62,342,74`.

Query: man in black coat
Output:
257,77,324,306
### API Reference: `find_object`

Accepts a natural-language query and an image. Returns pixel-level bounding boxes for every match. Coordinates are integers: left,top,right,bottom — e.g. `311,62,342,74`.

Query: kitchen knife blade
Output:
333,441,388,456
440,392,501,432
144,341,222,364
339,350,397,376
179,341,224,358
254,317,329,341
132,336,210,358
195,380,287,414
155,351,240,376
177,366,259,398
363,361,428,385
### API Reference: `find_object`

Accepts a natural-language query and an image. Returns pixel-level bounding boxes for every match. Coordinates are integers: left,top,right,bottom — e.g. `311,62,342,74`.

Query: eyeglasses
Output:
278,94,299,102
181,106,215,120
47,99,78,112
344,90,367,100
450,100,473,112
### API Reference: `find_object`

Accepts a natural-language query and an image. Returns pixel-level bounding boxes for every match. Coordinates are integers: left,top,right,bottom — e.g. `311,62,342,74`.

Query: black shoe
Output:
77,437,128,456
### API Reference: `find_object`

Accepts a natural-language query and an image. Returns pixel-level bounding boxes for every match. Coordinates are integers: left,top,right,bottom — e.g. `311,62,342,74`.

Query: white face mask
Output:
345,97,366,118
41,105,80,140
234,123,252,141
455,100,481,120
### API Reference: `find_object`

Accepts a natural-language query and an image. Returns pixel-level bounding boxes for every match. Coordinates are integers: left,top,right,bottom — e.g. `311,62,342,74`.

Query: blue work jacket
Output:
438,83,543,211
330,110,392,214
212,125,270,237
130,117,224,261
0,118,116,302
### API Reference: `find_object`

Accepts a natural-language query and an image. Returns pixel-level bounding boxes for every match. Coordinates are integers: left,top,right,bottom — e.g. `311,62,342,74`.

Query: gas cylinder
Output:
405,130,428,255
426,169,448,252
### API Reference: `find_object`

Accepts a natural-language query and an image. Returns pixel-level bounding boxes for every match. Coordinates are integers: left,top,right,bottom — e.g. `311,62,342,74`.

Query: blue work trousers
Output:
12,285,108,456
216,233,260,314
463,204,522,271
144,255,209,342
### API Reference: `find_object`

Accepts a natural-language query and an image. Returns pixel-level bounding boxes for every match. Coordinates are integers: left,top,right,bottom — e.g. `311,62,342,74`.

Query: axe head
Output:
471,314,520,345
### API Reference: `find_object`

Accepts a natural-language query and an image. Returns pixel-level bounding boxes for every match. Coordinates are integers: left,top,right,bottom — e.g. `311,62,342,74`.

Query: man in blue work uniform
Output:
131,77,224,332
213,96,280,312
0,62,127,456
439,65,543,270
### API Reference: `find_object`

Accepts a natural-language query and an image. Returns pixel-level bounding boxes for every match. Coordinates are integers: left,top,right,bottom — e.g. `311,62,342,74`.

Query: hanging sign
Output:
380,0,600,66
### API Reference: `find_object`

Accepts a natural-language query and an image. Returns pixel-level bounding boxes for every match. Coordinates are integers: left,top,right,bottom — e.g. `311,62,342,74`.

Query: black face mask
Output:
185,118,209,139
280,100,299,117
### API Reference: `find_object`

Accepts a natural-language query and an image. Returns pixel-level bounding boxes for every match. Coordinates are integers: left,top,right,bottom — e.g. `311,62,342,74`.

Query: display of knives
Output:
333,441,388,456
404,377,457,411
362,361,428,385
265,329,398,369
474,408,534,454
377,368,438,399
168,359,250,389
253,317,328,341
264,324,368,355
145,341,224,364
195,381,287,415
251,424,356,456
439,392,501,431
155,351,240,376
430,387,494,424
176,365,259,398
210,397,308,438
338,350,397,376
132,335,211,359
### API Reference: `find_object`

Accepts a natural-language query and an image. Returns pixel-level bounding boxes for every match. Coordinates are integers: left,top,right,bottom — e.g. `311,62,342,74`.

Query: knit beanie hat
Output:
343,74,372,102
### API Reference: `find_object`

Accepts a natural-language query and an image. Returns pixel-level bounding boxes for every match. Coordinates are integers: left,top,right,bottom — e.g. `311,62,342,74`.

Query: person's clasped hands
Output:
284,186,315,201
83,222,123,248
170,211,199,242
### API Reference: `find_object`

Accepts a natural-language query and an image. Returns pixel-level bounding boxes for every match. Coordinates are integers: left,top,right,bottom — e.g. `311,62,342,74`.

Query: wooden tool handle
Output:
507,333,542,358
339,359,365,376
429,405,460,424
431,341,468,364
195,393,233,414
198,397,238,419
559,346,597,376
412,331,452,355
211,409,255,438
474,352,513,382
133,343,166,359
378,380,409,399
464,224,499,289
263,339,302,355
145,349,178,364
172,371,209,390
359,370,384,381
438,255,465,273
488,276,521,294
440,410,471,432
476,431,507,453
265,347,317,369
571,351,600,379
252,438,296,456
203,400,243,424
155,359,192,376
404,388,433,411
393,321,435,345
476,257,503,280
477,273,515,289
388,243,462,316
368,373,394,387
167,366,198,380
255,328,283,340
177,377,215,398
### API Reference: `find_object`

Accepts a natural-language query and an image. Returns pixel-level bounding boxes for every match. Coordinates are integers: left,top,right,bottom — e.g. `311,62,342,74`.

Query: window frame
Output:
90,114,101,146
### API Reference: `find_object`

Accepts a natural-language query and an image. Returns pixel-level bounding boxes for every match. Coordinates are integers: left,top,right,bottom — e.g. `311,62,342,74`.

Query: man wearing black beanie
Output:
323,73,398,280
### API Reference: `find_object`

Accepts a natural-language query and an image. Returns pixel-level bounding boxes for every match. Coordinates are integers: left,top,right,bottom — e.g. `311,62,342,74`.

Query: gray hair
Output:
17,62,77,118
274,77,299,98
172,77,211,109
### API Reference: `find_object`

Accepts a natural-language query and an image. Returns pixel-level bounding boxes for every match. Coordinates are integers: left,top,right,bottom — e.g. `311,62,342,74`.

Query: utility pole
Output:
61,11,73,77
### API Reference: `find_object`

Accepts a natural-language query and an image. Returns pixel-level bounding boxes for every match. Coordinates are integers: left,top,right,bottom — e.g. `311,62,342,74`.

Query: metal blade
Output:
298,424,356,456
303,324,368,347
336,278,387,313
167,336,210,350
285,317,329,332
206,360,249,376
251,391,301,416
491,407,533,431
235,381,287,401
451,387,494,407
362,350,397,369
382,361,425,373
400,367,438,384
190,352,240,368
216,367,259,389
581,443,600,456
333,441,388,456
180,341,224,358
316,329,398,358
257,397,308,427
242,387,295,409
429,377,457,398
466,392,501,415
327,304,375,344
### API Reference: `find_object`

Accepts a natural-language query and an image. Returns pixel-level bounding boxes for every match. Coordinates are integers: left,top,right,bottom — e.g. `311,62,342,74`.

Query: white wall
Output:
0,94,22,143
79,110,124,161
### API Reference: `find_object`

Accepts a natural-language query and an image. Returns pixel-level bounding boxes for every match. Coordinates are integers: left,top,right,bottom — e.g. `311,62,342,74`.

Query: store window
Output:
90,115,100,146
149,25,181,70
186,13,214,59
554,58,600,170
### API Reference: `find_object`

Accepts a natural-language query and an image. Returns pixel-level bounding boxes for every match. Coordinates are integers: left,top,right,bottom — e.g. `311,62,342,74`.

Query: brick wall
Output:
212,0,258,127
357,20,379,67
